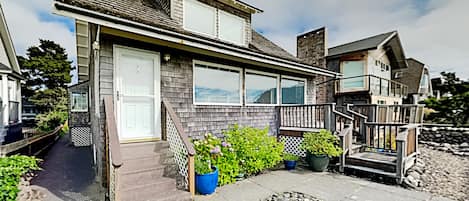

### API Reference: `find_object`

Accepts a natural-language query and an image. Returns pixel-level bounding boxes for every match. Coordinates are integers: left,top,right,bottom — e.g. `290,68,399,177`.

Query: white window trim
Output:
217,10,246,46
71,92,88,112
245,69,280,106
192,60,243,106
182,0,218,39
280,75,307,105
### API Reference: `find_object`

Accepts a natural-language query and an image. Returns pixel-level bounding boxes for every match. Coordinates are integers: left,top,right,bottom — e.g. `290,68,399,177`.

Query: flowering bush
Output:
193,133,240,185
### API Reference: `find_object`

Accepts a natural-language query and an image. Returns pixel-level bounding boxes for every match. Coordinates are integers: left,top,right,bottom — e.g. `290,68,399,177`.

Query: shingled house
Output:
326,31,409,105
52,0,339,200
393,58,433,104
0,2,23,145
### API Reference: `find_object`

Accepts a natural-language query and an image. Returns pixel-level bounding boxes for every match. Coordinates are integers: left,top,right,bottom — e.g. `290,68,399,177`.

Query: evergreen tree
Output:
18,39,74,113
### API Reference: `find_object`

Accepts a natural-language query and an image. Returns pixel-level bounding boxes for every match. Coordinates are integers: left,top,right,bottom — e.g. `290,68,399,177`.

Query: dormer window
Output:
183,0,246,46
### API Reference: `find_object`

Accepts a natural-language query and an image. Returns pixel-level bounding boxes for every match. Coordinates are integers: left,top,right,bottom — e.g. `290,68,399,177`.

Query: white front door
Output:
114,46,161,142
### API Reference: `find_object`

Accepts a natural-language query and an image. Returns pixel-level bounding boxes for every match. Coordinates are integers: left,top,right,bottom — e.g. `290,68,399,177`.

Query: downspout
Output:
92,25,101,178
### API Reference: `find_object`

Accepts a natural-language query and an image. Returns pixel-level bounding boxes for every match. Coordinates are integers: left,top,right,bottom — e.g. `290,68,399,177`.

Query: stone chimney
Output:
297,27,327,68
297,27,330,103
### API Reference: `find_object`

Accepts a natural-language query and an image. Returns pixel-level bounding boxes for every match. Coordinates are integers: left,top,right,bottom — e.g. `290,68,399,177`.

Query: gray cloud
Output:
245,0,469,79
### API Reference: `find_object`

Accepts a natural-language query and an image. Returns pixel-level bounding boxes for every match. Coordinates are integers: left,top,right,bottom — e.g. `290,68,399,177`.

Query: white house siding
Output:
0,37,9,66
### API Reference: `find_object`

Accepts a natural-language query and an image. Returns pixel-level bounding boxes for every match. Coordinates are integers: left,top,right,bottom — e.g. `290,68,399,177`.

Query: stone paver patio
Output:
195,169,453,201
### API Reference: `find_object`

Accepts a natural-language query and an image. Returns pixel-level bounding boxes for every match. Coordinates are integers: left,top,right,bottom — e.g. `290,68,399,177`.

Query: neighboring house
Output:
431,77,443,99
21,99,39,127
393,58,433,104
52,0,338,200
0,2,23,145
326,31,409,105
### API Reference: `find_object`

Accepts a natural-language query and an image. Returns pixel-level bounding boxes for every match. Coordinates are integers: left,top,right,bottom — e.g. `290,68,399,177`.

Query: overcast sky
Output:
2,0,469,82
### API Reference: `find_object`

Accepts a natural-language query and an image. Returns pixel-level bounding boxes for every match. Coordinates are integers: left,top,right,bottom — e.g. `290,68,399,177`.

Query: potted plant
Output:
300,130,342,172
195,158,219,195
193,133,222,195
283,153,299,170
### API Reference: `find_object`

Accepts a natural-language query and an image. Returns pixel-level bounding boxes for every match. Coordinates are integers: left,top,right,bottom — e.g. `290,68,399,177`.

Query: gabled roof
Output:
55,0,295,61
328,31,395,57
328,31,407,69
394,58,427,94
53,0,338,77
0,2,21,75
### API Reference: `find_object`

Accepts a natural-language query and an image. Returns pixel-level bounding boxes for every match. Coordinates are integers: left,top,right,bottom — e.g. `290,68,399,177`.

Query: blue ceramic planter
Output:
284,160,297,170
195,167,218,195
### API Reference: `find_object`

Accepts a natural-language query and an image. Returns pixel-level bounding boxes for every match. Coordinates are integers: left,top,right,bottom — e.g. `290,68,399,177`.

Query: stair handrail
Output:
104,95,123,201
162,99,195,196
338,123,353,172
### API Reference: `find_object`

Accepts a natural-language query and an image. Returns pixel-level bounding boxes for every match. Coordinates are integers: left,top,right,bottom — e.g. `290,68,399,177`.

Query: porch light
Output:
163,53,171,62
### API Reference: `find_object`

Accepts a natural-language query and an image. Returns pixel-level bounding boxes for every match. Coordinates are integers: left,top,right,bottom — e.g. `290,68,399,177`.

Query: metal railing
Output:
334,75,408,97
103,96,123,201
162,99,195,196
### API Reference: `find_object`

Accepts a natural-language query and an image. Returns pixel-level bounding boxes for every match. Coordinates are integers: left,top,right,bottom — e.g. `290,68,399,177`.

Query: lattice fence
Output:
166,113,189,190
279,135,306,157
71,127,91,146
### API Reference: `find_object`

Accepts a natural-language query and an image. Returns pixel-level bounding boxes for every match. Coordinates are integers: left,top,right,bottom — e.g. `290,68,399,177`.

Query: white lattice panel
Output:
166,113,189,190
280,135,306,157
71,127,91,146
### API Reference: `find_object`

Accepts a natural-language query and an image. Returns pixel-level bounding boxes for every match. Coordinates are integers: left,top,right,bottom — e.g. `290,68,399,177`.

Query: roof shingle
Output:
328,31,395,57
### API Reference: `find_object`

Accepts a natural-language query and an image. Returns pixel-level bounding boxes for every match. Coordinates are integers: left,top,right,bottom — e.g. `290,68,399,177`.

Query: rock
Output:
408,171,421,180
404,176,418,189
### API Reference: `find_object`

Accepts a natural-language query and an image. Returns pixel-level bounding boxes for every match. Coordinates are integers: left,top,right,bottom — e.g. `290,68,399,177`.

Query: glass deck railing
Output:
335,75,408,97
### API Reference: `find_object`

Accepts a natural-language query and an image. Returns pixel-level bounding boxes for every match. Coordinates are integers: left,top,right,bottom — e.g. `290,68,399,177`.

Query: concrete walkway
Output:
31,134,102,201
195,169,453,201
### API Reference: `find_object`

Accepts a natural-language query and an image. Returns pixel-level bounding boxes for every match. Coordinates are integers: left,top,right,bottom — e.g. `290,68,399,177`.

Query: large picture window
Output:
71,92,88,112
281,77,305,105
194,62,241,105
342,60,365,89
245,71,278,105
183,0,217,37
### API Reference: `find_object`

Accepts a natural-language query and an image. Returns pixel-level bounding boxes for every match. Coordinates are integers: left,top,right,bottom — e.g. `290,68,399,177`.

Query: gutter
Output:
52,2,339,78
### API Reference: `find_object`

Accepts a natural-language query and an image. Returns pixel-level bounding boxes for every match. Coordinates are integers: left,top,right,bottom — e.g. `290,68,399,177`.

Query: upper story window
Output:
183,0,246,46
183,0,216,37
342,60,365,89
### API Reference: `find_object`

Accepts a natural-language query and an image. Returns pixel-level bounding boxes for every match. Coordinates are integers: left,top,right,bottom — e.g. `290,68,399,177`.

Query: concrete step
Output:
344,164,397,178
120,178,178,201
153,190,192,201
121,155,165,173
120,141,169,159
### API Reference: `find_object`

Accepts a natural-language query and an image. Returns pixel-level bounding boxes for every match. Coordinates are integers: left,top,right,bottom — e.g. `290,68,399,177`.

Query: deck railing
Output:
103,96,123,201
338,124,353,172
351,104,424,124
162,99,195,196
334,75,408,97
396,124,420,183
364,122,406,153
278,104,353,132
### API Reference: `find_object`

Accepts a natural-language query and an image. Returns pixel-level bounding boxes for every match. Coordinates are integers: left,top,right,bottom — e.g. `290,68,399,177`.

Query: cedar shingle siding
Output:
97,36,317,139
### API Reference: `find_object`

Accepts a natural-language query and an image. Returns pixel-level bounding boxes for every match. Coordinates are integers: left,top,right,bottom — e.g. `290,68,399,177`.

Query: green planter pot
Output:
305,152,330,172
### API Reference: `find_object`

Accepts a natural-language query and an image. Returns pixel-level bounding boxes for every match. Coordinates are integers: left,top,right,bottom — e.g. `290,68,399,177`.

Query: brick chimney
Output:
297,27,327,68
297,27,330,103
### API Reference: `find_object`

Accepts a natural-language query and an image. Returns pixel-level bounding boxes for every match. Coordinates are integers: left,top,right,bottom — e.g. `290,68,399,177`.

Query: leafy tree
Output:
18,39,74,113
424,72,469,126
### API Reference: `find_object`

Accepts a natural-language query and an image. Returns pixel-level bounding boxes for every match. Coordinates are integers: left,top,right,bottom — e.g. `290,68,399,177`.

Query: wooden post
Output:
396,128,408,184
188,155,195,196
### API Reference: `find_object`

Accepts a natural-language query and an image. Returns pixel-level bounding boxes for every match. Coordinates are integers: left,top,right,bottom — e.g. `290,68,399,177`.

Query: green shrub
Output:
300,130,342,157
0,155,41,201
224,125,284,176
283,153,299,161
36,110,68,132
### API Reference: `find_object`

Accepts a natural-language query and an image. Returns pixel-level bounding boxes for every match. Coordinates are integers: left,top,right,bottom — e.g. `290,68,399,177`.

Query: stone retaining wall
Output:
420,125,469,144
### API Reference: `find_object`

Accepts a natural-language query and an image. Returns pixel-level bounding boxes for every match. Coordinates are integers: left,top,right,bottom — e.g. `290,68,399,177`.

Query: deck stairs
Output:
344,144,399,178
118,141,192,201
